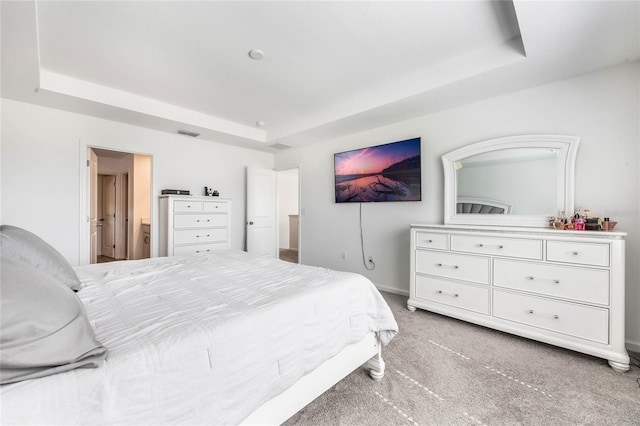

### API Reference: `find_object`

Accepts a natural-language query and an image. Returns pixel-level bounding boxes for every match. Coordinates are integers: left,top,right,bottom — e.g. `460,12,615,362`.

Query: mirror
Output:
442,135,579,228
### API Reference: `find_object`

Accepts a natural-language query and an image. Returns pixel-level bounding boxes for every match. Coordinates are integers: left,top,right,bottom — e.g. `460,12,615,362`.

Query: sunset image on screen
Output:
334,138,421,203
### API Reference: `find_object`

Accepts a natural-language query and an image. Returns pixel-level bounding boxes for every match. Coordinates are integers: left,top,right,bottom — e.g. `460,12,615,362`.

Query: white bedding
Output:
1,250,397,425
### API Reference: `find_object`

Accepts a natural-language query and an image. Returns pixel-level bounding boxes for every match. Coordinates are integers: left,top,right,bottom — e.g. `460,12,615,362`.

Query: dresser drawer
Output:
173,242,228,256
416,250,489,284
174,228,228,245
546,241,609,267
415,232,448,250
174,200,203,213
451,234,542,260
493,259,610,305
203,201,229,213
174,214,228,229
493,290,609,344
415,275,490,314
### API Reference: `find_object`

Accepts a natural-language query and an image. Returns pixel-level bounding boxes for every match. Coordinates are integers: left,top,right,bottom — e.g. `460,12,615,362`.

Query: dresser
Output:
159,195,231,256
409,224,629,372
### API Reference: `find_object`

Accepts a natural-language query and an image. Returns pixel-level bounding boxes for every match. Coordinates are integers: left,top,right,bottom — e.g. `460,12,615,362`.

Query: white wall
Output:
1,99,273,263
2,64,638,350
131,154,151,260
275,62,640,350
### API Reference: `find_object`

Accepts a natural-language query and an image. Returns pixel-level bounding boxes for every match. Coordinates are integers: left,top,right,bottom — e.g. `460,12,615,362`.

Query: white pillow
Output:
0,225,81,291
0,257,107,384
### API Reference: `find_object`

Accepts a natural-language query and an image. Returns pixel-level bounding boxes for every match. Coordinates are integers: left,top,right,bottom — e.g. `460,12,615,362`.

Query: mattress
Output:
1,250,397,425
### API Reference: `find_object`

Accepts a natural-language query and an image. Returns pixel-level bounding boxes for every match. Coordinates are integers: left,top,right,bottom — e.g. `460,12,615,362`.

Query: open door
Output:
246,167,277,257
101,175,116,258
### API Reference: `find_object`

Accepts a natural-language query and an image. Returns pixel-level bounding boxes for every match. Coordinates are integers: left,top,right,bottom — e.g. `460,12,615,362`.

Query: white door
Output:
247,167,277,257
101,175,116,258
89,149,98,264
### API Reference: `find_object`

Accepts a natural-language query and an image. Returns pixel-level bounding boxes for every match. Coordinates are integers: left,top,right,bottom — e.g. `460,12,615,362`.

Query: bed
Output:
0,226,398,425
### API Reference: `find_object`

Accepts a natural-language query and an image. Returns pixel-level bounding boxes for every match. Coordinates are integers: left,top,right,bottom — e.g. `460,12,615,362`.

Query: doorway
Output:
89,148,152,264
277,168,300,264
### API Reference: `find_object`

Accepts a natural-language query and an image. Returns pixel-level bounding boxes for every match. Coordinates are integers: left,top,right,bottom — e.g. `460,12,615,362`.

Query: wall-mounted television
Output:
334,137,421,203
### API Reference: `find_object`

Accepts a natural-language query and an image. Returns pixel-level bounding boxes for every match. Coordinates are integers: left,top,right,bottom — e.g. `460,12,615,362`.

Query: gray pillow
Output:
0,257,108,385
0,225,81,291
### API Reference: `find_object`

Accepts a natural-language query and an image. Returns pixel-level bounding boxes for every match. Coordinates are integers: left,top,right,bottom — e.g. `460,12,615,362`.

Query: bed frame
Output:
456,196,512,214
241,332,384,425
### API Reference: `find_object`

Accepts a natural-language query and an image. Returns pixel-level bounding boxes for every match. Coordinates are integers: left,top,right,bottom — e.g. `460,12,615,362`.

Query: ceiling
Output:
2,1,638,152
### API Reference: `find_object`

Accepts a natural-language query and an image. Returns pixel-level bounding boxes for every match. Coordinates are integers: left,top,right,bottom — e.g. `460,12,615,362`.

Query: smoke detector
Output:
248,49,265,60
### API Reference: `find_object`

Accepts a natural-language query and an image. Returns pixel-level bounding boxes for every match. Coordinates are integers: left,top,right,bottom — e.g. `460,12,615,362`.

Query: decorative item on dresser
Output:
159,195,231,256
409,224,629,372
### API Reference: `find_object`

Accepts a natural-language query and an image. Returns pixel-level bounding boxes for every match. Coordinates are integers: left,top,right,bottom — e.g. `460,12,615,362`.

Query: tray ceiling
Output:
2,1,638,151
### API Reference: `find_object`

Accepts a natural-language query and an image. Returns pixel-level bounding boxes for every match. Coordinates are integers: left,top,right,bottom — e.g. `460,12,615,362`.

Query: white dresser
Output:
409,224,629,371
159,195,231,256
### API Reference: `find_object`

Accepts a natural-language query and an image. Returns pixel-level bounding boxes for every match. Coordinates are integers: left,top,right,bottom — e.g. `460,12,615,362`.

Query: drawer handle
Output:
196,219,211,223
436,263,459,269
528,309,559,319
477,243,504,249
526,276,560,284
195,249,211,253
570,251,580,256
423,239,434,244
436,290,459,297
195,234,211,238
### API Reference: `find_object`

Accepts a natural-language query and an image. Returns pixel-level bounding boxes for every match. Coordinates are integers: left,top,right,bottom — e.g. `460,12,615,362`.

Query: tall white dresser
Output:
409,224,629,372
159,195,231,256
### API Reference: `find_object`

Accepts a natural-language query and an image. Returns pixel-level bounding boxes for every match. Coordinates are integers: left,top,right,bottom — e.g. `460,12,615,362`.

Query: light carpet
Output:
284,292,640,425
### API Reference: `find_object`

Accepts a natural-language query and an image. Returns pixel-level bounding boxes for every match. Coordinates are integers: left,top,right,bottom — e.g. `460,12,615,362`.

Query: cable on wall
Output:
360,203,375,270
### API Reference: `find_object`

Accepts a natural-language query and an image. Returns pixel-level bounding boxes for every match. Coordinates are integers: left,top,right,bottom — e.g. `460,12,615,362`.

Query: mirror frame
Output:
442,135,580,228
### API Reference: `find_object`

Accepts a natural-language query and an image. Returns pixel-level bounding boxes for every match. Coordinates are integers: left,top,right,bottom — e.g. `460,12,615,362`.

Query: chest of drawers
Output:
409,224,629,372
159,195,231,256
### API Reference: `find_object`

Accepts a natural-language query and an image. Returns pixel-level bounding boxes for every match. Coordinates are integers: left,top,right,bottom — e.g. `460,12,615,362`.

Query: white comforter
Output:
1,250,397,425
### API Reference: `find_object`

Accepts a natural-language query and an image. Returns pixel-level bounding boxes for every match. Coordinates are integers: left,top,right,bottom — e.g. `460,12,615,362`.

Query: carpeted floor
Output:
285,292,640,425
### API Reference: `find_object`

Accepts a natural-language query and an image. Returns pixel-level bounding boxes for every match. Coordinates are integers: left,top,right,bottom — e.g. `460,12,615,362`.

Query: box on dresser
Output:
159,195,231,256
409,224,629,372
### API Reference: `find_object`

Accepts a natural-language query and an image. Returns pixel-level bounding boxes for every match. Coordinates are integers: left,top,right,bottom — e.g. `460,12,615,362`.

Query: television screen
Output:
334,137,421,203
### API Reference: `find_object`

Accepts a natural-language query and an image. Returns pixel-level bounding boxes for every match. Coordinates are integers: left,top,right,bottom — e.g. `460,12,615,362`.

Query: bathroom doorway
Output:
276,167,300,264
89,148,152,263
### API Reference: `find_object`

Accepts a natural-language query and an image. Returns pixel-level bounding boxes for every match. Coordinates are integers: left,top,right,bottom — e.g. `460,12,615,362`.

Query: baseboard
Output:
626,339,640,354
374,283,409,297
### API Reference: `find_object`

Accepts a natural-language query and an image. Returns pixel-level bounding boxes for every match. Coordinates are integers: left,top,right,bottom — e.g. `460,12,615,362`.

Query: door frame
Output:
79,144,154,266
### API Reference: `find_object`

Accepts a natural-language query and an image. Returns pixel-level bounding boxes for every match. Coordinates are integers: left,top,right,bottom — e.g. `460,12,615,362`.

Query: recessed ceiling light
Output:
248,49,265,60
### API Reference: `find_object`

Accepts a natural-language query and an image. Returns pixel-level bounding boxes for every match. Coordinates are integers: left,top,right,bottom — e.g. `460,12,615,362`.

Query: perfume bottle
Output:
560,210,567,227
572,209,581,224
